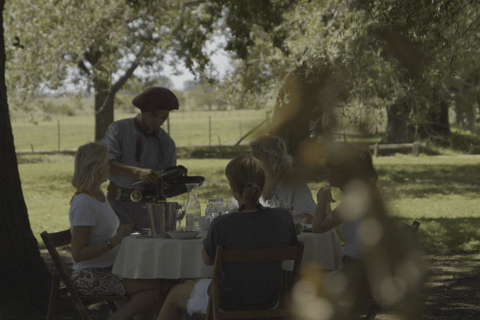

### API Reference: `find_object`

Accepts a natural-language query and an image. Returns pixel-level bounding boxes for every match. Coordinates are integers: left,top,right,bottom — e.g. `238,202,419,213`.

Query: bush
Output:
59,103,75,116
115,94,136,113
176,145,251,159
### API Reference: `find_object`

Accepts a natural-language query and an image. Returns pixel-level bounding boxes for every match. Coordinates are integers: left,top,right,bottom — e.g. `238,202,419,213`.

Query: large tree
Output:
185,0,480,146
0,0,53,317
4,0,204,140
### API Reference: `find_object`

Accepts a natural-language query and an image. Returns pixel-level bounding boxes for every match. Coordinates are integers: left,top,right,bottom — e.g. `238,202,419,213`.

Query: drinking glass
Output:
185,183,201,231
266,199,279,208
176,203,186,231
208,197,224,218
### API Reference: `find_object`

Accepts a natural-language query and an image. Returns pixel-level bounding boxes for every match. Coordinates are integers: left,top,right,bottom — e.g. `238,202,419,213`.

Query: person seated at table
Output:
249,135,316,223
69,142,158,320
156,154,298,320
312,141,378,264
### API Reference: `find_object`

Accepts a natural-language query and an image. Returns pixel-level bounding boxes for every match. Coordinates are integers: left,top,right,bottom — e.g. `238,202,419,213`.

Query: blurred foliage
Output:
184,82,228,110
171,0,480,144
4,0,206,138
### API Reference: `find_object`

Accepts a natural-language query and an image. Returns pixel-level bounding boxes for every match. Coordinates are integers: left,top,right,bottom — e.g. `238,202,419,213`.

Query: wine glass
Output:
176,203,186,231
266,199,279,208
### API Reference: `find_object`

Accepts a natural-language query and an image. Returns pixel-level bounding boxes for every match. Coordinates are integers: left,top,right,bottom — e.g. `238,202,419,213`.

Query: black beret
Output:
132,87,179,112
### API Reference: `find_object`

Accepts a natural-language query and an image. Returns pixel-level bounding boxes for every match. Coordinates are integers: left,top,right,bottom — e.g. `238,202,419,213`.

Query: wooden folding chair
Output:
205,241,304,320
365,220,421,320
41,229,127,320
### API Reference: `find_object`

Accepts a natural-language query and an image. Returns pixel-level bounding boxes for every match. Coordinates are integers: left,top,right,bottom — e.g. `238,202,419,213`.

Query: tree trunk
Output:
454,104,465,127
0,1,52,316
466,103,475,129
383,99,413,143
94,79,115,141
423,99,450,136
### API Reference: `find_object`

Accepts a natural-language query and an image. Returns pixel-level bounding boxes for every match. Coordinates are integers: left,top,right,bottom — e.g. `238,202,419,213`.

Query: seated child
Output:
157,154,298,319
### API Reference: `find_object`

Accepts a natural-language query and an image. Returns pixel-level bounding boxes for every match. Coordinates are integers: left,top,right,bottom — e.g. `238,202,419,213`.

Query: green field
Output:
18,152,480,253
11,110,268,151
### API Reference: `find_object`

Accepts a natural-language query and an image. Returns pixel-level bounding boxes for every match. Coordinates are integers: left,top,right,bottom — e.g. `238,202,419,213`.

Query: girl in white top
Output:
249,135,316,223
69,142,158,320
312,142,379,261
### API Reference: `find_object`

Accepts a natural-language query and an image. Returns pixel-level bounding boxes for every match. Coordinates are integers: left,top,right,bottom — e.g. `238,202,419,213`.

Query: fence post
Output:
58,120,60,151
374,143,379,158
412,142,419,157
218,136,223,158
209,116,212,146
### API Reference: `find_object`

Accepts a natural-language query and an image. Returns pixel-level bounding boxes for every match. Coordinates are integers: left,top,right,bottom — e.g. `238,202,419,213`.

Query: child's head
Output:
249,135,293,178
71,142,109,190
225,154,266,210
325,142,377,188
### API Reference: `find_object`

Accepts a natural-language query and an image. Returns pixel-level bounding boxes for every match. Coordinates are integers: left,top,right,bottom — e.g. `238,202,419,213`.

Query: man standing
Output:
105,87,178,229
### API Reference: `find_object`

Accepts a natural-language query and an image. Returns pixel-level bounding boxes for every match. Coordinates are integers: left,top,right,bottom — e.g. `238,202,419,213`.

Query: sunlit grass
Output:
12,110,267,150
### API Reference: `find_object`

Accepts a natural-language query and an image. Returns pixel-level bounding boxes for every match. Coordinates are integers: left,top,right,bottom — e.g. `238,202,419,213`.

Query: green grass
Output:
20,153,480,253
11,110,268,151
374,155,480,252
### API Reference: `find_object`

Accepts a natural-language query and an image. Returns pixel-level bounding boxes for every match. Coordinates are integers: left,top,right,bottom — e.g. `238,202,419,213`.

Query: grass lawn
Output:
19,152,480,253
11,110,268,151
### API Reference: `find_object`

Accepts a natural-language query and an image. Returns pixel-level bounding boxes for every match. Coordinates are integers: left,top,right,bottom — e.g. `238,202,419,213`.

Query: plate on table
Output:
166,231,200,240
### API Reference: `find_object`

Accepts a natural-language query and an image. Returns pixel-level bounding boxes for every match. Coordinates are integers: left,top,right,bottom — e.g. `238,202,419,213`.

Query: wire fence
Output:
12,109,386,153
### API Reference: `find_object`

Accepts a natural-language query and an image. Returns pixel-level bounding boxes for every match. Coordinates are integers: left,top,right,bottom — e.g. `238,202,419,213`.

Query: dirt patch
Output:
41,249,480,319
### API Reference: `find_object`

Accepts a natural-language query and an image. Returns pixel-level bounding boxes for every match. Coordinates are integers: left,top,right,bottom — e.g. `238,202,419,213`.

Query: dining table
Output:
112,229,343,280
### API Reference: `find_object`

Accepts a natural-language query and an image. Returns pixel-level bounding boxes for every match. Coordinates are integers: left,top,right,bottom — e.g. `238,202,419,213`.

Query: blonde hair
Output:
326,142,378,184
249,135,293,178
225,154,266,210
71,142,108,191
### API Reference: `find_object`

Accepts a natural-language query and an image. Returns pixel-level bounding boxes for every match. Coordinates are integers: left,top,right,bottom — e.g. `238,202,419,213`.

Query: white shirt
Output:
104,114,177,190
270,178,316,216
230,177,316,216
69,193,119,270
339,218,362,259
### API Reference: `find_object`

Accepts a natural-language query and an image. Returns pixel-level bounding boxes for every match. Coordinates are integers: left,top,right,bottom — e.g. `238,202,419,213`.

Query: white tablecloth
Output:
112,230,343,279
297,229,343,270
112,232,213,279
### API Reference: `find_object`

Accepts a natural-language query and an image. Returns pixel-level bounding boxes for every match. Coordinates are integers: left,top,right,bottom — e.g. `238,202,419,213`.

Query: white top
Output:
339,218,362,259
269,178,317,216
230,178,317,216
111,230,343,279
69,193,119,270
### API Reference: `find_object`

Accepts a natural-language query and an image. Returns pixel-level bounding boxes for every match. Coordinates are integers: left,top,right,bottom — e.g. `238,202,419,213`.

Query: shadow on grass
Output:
377,164,480,199
423,250,480,320
430,128,480,155
394,217,480,252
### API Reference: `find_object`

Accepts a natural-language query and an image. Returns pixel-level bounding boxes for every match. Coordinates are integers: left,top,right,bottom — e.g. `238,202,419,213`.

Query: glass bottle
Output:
152,176,166,204
185,183,201,231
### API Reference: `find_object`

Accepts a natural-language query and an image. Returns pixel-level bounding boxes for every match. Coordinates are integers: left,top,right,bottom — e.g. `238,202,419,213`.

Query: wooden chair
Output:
41,229,127,320
365,220,421,320
205,241,304,320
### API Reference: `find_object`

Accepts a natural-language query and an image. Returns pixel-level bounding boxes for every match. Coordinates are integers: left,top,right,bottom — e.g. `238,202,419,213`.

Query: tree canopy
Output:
180,0,480,144
5,0,210,139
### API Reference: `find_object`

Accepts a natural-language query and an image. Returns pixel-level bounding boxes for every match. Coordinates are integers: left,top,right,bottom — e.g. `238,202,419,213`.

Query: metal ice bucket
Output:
146,202,180,237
